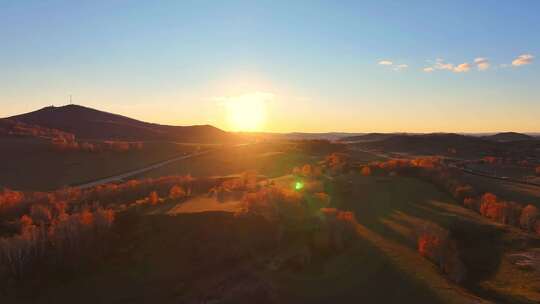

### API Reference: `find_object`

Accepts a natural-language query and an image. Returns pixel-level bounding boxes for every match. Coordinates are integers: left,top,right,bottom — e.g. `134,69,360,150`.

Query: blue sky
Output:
1,0,538,132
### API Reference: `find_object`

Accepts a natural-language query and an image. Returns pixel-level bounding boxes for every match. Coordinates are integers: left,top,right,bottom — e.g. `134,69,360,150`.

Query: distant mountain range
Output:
349,132,540,158
5,104,233,143
341,133,410,142
343,132,538,143
3,105,539,144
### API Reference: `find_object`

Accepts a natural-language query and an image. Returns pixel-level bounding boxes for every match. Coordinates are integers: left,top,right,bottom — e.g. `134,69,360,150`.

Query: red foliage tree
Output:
463,197,480,211
360,166,371,176
483,156,499,164
417,225,466,283
316,208,358,252
0,189,24,211
453,185,474,202
30,205,52,224
148,191,159,205
169,185,186,199
520,204,539,232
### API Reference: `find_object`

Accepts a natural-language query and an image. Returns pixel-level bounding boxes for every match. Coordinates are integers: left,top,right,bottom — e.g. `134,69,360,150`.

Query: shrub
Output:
0,189,24,211
520,205,539,232
314,208,358,252
293,164,322,178
324,153,350,174
148,191,159,205
239,186,305,224
453,185,474,202
417,225,466,283
411,157,442,169
30,205,52,224
360,166,371,176
483,156,499,164
311,192,330,207
0,205,115,279
169,185,186,200
463,197,480,211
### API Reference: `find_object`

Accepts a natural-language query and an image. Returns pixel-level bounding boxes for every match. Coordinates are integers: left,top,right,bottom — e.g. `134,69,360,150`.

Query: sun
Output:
223,92,270,132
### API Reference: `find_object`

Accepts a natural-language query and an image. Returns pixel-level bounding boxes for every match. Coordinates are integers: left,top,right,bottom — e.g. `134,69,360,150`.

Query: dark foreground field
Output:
1,141,540,304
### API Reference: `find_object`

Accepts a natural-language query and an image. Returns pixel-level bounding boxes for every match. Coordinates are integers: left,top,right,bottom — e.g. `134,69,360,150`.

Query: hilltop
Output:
482,132,535,142
7,104,233,143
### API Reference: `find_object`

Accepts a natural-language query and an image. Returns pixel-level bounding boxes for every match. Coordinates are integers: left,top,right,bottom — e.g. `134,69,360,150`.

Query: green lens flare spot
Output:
295,181,304,190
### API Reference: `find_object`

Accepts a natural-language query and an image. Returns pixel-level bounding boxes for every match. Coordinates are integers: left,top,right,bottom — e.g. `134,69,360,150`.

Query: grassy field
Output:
333,174,540,303
136,142,384,182
459,173,540,207
0,137,202,191
5,173,540,303
137,142,319,180
466,163,538,180
3,143,540,303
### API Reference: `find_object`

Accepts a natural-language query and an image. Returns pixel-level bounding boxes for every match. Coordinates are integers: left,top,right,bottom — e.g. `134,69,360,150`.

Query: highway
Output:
73,149,213,189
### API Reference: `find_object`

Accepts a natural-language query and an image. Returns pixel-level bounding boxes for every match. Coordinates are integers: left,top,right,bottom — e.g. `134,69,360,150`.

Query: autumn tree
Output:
417,224,466,283
453,185,474,203
463,197,480,211
148,191,159,205
520,205,539,231
360,166,371,176
29,205,52,224
169,185,186,199
315,208,358,252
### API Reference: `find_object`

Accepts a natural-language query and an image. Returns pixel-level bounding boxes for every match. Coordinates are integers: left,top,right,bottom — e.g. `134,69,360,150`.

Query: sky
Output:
0,0,539,133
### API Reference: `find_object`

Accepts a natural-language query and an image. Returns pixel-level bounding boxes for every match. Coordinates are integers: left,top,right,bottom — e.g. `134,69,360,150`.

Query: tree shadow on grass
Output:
332,175,538,303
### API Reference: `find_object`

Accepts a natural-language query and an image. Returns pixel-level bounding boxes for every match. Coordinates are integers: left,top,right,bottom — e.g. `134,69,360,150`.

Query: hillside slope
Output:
7,104,233,142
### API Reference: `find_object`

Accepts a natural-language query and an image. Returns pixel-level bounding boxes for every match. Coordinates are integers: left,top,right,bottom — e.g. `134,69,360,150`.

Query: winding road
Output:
73,149,213,189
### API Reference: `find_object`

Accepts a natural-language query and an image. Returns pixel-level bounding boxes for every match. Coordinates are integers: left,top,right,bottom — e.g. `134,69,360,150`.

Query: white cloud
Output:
453,63,471,73
474,57,490,71
378,60,409,71
426,58,471,73
419,54,532,74
393,64,408,71
512,54,534,66
434,60,454,71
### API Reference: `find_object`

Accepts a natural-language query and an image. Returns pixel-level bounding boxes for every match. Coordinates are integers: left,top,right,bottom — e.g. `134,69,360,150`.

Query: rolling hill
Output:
354,133,503,157
6,104,233,143
481,132,535,142
341,133,407,142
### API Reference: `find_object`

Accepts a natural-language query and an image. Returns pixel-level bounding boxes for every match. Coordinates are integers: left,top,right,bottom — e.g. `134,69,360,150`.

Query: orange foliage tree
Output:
148,191,159,205
520,205,539,231
360,166,371,176
169,185,186,200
